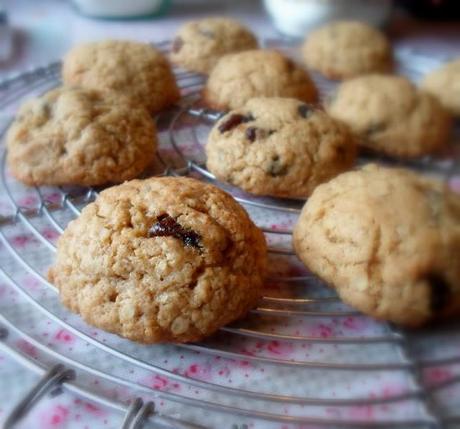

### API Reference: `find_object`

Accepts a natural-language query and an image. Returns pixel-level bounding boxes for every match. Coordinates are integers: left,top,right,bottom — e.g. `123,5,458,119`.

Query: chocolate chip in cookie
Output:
268,155,288,177
245,127,275,142
218,113,254,133
298,104,312,119
365,122,387,137
149,213,201,249
427,273,452,313
245,127,257,142
284,58,296,72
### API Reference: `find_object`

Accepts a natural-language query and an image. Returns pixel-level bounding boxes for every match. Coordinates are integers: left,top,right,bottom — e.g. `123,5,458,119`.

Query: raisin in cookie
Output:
206,97,356,198
7,86,156,186
302,21,392,80
326,75,452,158
203,50,318,110
293,164,460,327
170,17,258,74
422,59,460,117
62,40,180,114
48,177,267,343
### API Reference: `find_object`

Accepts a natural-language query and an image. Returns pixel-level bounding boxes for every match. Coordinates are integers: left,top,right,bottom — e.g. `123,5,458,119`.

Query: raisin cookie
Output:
293,164,460,327
203,50,318,110
326,75,452,158
62,40,180,114
206,97,356,198
302,21,392,79
170,17,258,74
7,86,156,186
422,59,460,117
48,177,267,343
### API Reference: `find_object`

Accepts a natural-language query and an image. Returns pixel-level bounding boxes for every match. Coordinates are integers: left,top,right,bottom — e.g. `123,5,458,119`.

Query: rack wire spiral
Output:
0,40,459,429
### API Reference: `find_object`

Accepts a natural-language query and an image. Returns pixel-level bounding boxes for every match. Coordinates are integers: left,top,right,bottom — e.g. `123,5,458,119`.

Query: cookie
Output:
326,75,452,158
48,177,267,343
302,21,392,79
203,50,318,110
62,40,180,114
170,17,258,74
422,59,460,117
293,164,460,327
6,86,156,187
206,97,356,198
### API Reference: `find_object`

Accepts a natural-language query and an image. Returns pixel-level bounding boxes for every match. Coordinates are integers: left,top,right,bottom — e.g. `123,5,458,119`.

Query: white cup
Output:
264,0,393,38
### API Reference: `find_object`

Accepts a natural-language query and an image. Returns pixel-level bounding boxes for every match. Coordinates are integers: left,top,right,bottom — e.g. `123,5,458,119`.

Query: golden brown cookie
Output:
62,40,180,114
421,59,460,117
302,21,392,79
170,17,258,74
293,164,460,327
326,75,452,158
48,177,267,343
203,50,318,110
206,97,356,198
6,86,156,186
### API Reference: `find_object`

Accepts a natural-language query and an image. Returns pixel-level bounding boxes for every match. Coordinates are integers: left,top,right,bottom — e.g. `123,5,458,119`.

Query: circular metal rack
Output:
0,40,459,429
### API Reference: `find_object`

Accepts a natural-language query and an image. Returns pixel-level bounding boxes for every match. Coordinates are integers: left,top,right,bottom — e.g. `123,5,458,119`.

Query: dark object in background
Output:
398,0,460,20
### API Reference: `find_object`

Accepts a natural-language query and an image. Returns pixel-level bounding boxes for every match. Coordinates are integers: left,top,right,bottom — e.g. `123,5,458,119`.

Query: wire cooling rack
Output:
0,40,459,429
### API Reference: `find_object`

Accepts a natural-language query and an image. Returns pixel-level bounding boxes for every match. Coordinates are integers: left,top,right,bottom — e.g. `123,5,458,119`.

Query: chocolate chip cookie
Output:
206,97,356,198
170,17,258,74
7,86,156,186
302,21,393,79
326,75,452,158
422,59,460,117
48,177,267,343
62,40,180,114
203,50,318,110
293,164,460,327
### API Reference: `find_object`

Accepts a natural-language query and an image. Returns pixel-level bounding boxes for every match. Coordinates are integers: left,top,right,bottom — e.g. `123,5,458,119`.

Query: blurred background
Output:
0,0,459,80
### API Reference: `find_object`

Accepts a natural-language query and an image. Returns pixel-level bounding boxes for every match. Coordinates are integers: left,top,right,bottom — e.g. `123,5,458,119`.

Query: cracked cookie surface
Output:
203,50,318,110
206,97,356,198
62,40,180,114
293,164,460,326
422,59,460,117
326,75,452,158
170,17,258,74
6,86,156,186
48,177,267,343
302,21,392,79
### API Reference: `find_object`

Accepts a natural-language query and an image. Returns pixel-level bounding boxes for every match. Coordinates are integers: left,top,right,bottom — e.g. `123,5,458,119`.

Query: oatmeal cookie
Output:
62,40,180,113
48,177,268,343
206,97,356,197
203,50,318,110
326,75,452,158
7,86,156,186
293,164,460,326
170,17,258,74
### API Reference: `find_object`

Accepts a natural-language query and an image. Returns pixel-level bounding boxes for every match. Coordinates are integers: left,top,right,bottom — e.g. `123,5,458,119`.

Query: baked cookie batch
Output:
6,17,460,342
